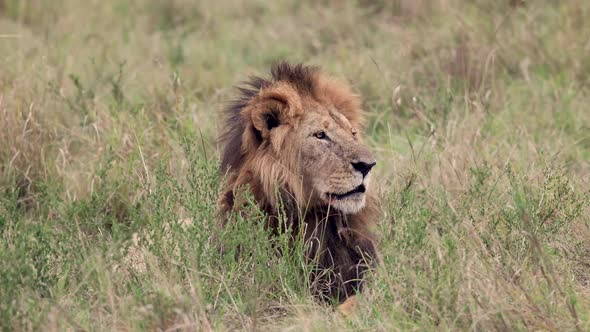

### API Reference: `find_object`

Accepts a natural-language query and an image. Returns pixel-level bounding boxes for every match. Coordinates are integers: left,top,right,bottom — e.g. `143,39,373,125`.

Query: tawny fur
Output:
218,62,379,303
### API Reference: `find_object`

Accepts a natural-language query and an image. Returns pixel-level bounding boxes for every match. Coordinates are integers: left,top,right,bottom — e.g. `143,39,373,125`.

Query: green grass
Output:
1,0,589,330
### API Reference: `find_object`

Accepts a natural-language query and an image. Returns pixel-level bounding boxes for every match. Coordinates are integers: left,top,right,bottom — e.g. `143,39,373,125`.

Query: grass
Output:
1,0,589,330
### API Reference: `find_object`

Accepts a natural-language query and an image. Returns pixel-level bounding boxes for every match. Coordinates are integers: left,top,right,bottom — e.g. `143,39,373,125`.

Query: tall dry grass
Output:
1,0,589,330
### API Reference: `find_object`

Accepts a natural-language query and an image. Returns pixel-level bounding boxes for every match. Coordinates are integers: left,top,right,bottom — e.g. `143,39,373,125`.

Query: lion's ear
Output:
262,108,280,130
244,85,302,144
250,104,284,141
249,93,289,140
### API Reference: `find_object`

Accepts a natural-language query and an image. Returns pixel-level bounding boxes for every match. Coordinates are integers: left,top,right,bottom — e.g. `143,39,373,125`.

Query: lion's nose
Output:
351,160,376,177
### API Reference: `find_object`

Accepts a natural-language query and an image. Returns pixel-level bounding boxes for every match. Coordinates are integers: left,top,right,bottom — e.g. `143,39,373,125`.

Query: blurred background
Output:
1,1,589,330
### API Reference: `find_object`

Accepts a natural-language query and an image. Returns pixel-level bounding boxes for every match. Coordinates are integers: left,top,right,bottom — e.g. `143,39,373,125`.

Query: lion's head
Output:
220,62,376,215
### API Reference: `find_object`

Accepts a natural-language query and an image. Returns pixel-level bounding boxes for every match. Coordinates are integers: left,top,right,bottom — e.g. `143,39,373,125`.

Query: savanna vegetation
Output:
1,0,589,330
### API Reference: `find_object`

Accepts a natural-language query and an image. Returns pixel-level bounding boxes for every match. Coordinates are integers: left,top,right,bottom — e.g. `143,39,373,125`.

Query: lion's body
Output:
218,62,379,303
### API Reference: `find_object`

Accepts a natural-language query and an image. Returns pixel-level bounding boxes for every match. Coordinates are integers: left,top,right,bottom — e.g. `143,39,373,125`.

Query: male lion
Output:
218,62,379,313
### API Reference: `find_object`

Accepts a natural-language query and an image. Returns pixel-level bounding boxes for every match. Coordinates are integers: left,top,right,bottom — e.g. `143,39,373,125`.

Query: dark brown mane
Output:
219,77,266,174
270,62,318,94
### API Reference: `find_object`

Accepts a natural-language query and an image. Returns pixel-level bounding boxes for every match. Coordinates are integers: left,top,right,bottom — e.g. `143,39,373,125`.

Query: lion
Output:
217,62,379,313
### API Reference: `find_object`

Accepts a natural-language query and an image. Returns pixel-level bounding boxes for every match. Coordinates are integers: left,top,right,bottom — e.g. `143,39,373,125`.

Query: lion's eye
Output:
352,130,358,137
314,131,327,139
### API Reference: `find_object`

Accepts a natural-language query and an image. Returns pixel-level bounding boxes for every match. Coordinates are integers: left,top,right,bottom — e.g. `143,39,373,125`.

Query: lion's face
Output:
296,108,376,214
223,63,376,215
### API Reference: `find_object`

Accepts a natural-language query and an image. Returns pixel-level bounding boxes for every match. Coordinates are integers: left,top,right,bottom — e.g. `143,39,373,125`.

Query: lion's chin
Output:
327,193,366,214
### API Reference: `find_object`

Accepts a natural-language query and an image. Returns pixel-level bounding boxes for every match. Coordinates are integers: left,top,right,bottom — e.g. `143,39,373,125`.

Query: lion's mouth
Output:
328,184,366,200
